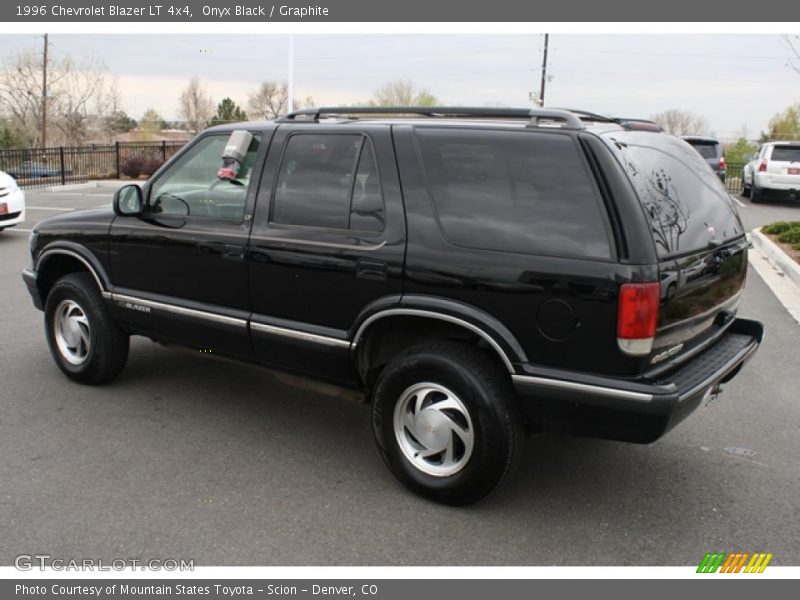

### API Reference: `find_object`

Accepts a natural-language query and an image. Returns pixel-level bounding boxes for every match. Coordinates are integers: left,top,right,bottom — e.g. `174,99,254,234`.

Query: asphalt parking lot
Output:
1,184,799,566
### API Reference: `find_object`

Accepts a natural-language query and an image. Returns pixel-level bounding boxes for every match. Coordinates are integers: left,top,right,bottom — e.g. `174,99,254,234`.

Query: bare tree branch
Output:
0,49,114,146
248,82,289,119
178,76,214,133
782,34,800,73
650,109,709,136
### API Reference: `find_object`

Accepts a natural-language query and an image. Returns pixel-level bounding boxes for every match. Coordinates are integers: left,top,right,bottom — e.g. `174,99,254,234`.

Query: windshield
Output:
604,132,743,258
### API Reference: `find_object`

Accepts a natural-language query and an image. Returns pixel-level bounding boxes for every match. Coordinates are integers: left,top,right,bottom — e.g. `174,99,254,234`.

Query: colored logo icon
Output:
697,552,773,573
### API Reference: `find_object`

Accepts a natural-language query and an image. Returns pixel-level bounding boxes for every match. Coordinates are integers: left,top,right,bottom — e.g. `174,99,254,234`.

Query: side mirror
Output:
113,184,143,216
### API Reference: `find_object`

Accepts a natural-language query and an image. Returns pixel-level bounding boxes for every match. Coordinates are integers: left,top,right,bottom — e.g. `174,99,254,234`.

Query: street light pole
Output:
287,35,295,114
42,33,48,147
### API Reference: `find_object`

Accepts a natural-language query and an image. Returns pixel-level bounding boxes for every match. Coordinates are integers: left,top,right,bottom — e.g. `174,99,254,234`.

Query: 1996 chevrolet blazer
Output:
22,107,764,504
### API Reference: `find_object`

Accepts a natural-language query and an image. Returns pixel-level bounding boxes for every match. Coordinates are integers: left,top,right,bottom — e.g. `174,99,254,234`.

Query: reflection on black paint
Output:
610,133,743,259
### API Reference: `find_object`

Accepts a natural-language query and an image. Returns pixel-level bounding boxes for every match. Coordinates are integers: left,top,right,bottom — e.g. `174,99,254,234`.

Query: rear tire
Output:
44,273,129,384
372,341,524,505
751,184,762,203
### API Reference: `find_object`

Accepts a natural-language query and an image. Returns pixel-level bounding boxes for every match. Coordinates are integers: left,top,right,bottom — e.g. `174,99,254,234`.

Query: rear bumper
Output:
513,318,764,443
753,174,800,195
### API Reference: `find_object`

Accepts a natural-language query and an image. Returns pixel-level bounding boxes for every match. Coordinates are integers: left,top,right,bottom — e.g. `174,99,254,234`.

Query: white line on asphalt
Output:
2,227,32,233
26,206,75,211
732,196,746,208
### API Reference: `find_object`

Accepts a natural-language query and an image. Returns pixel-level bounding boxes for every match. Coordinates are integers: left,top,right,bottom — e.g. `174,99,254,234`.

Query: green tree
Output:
139,108,166,133
209,97,248,127
724,137,757,164
761,103,800,142
0,120,27,149
104,110,137,135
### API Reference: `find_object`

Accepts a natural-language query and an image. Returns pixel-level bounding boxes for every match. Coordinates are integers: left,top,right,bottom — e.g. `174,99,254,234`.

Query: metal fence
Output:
724,161,746,196
0,141,186,189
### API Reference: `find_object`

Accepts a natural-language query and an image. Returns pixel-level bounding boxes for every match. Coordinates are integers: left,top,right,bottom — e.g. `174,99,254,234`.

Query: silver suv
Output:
743,141,800,203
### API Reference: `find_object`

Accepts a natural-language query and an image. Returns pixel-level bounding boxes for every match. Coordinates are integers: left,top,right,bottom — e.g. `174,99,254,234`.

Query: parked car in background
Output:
682,136,726,182
0,170,26,232
743,141,800,203
6,161,70,179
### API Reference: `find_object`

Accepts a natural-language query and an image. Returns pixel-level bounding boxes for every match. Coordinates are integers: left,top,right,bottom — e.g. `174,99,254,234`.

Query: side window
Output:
415,128,612,259
149,134,260,222
271,134,384,232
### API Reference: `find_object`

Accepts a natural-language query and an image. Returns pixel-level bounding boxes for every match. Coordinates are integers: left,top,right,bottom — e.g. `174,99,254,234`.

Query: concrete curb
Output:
751,228,800,291
41,180,131,193
749,227,800,325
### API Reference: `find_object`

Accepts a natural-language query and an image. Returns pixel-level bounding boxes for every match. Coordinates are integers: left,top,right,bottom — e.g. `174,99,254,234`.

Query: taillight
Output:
617,282,660,355
0,202,8,215
759,160,768,172
719,156,726,170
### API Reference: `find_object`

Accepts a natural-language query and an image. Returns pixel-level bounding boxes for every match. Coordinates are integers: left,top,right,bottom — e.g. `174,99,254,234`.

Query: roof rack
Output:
278,106,586,130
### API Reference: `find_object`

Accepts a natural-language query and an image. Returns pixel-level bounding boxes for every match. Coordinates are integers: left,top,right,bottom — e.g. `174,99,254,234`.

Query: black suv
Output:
22,107,763,504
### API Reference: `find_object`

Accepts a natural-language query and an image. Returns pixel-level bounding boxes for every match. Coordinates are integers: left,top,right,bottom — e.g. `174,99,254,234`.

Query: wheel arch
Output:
351,299,528,386
35,245,110,305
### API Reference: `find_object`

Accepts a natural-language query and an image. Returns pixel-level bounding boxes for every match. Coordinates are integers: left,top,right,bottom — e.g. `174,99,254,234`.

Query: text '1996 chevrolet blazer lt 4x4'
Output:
22,107,764,504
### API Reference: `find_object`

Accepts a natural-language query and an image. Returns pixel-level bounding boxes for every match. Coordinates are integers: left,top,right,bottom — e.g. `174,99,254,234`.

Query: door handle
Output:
223,243,245,260
356,258,388,280
197,241,245,261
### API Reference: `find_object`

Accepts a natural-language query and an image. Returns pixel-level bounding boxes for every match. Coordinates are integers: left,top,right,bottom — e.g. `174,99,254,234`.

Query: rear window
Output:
686,141,719,160
415,128,612,259
770,146,800,162
608,132,743,258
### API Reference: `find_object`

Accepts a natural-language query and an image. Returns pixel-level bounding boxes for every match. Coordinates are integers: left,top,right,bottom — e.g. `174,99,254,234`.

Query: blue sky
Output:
1,33,798,140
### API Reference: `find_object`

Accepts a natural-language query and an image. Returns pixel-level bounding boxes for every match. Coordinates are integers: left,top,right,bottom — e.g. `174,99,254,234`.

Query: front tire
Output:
372,342,524,505
44,273,129,384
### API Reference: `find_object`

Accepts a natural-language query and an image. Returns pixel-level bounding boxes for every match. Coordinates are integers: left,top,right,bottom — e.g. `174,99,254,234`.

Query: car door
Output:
247,123,406,383
108,130,269,357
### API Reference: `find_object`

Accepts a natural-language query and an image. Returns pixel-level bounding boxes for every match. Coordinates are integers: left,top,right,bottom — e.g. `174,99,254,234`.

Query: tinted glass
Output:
150,134,260,221
416,129,611,259
608,132,743,258
272,134,384,231
686,141,719,160
771,146,800,162
349,140,385,232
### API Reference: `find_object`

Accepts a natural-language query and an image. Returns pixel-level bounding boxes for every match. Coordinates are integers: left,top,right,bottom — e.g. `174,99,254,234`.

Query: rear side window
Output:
415,128,612,259
770,146,800,162
272,134,384,232
609,132,743,258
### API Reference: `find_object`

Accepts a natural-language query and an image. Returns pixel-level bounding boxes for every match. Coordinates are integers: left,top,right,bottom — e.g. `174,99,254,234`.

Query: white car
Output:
743,141,800,203
0,171,26,232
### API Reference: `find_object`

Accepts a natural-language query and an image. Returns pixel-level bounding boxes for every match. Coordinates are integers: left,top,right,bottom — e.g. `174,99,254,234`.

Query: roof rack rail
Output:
278,106,586,129
527,109,585,130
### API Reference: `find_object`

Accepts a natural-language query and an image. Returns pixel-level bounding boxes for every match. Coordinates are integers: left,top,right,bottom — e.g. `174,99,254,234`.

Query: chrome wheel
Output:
53,299,91,365
393,382,475,477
